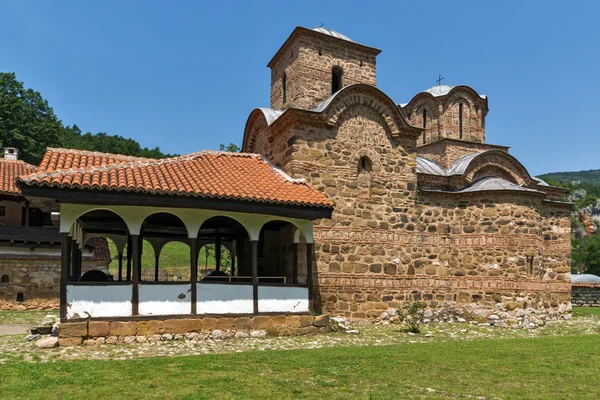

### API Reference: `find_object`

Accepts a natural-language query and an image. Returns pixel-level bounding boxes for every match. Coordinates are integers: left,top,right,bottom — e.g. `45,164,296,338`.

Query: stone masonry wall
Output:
270,32,377,110
57,314,330,346
572,285,600,307
0,257,109,310
417,139,509,170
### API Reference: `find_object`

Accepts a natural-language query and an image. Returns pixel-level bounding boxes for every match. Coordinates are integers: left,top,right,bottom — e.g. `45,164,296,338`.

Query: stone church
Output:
243,26,572,323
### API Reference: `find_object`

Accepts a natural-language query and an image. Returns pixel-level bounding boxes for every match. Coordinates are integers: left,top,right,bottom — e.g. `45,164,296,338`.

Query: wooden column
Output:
24,200,30,241
215,235,221,272
59,234,71,322
231,240,236,277
117,253,123,281
292,243,299,284
189,238,198,314
126,235,132,281
306,243,314,312
154,255,160,282
131,235,140,315
236,232,245,275
251,240,258,314
70,239,78,281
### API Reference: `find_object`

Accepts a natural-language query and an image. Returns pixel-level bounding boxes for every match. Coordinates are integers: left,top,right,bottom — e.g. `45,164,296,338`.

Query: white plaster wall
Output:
67,285,132,318
196,284,254,314
258,286,309,313
139,284,191,316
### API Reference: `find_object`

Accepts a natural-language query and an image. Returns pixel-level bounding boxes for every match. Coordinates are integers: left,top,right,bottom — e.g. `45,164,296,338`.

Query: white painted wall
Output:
196,283,254,314
67,285,132,318
258,286,309,313
139,284,191,316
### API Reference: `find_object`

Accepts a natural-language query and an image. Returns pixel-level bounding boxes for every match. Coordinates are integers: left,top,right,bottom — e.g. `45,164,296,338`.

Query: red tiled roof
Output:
86,237,111,262
38,147,153,172
19,149,334,208
0,158,37,195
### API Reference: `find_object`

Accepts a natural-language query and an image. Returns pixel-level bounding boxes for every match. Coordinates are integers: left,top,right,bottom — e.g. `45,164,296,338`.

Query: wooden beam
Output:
20,186,333,221
117,253,123,281
60,233,71,322
131,235,140,315
306,243,314,313
293,243,299,284
251,240,258,314
189,238,198,315
215,235,221,272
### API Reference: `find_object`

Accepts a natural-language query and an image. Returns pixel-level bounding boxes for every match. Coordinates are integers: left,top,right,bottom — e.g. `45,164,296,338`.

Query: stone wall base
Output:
572,286,600,307
0,298,59,311
58,314,330,346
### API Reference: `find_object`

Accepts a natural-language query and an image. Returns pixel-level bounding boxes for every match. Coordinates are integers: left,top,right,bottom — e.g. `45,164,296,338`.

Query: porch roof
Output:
17,148,334,209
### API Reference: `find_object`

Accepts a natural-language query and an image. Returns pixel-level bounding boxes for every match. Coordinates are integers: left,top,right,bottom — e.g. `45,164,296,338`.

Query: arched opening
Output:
0,274,8,283
472,166,519,185
422,108,427,144
140,213,189,282
358,156,372,174
332,66,343,94
258,220,301,284
282,72,287,104
459,103,464,139
79,237,112,281
76,210,130,282
197,216,249,283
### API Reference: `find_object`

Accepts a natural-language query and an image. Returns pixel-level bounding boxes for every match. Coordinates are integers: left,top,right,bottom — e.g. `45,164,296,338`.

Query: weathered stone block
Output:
201,318,218,331
88,321,110,338
109,321,137,337
314,314,329,327
251,316,273,330
216,318,235,330
234,317,251,330
59,322,88,338
58,337,82,347
164,318,201,334
299,315,314,327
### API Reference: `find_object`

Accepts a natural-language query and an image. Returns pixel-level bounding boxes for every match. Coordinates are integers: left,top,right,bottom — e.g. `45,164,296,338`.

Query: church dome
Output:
424,84,455,97
312,27,354,42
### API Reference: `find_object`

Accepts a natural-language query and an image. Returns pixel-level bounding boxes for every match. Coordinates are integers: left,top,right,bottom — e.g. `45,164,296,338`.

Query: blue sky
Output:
1,1,598,175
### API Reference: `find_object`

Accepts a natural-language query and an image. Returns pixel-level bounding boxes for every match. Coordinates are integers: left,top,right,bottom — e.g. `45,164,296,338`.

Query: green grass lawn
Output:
0,310,54,325
2,334,600,399
572,307,600,317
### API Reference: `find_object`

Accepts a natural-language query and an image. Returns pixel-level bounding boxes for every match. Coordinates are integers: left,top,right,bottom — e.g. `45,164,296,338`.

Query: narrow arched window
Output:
459,103,464,139
422,109,427,143
0,274,8,283
358,156,372,174
282,72,287,104
332,67,343,94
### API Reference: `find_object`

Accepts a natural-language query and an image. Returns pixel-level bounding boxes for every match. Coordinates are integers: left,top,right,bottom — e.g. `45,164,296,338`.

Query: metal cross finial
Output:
436,74,444,86
320,22,324,27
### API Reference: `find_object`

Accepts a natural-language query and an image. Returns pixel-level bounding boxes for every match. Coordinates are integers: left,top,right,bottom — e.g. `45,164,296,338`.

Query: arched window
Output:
422,109,427,144
332,67,343,94
282,72,287,104
459,103,464,139
0,274,8,283
358,156,372,174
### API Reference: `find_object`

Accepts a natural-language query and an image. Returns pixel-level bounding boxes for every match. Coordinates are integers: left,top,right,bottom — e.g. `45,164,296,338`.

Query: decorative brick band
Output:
318,274,571,293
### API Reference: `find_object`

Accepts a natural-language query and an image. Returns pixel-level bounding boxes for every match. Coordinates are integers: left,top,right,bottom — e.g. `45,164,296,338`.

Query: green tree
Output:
0,72,63,163
219,143,240,152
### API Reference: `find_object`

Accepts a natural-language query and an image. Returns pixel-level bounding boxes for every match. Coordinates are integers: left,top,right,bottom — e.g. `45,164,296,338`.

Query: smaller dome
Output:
424,84,455,97
312,27,354,42
571,274,600,284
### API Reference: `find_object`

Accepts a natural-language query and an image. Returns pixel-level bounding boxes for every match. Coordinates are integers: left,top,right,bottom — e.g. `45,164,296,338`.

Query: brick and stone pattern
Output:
572,285,600,307
400,86,488,146
58,314,330,345
269,28,379,110
244,89,571,324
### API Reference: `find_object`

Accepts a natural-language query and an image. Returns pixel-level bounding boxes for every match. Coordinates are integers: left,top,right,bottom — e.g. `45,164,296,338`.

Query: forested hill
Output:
0,72,178,165
539,169,600,186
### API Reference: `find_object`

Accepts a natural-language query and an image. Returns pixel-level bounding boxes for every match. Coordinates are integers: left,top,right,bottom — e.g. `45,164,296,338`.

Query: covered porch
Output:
60,204,316,321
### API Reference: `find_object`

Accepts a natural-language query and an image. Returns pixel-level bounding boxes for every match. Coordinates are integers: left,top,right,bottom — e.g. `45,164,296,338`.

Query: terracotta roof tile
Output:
0,158,38,195
19,149,334,209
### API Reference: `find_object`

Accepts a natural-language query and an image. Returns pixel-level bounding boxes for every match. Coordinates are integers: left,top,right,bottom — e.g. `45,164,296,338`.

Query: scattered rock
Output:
234,332,249,339
250,330,266,338
210,330,223,340
36,337,58,348
25,334,41,342
346,330,360,335
123,336,136,344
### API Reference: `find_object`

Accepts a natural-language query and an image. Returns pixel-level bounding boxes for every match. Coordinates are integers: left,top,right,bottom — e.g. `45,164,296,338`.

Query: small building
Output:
0,148,110,309
571,274,600,307
17,149,333,323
